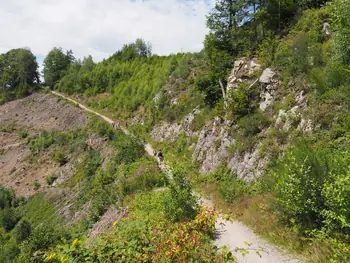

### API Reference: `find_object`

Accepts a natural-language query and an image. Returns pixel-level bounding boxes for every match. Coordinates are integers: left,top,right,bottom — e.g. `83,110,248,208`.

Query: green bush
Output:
238,111,271,136
227,87,250,120
210,168,251,203
46,174,58,185
0,187,15,209
33,181,41,191
15,220,31,244
162,166,199,222
0,207,18,232
273,141,350,233
52,150,67,166
115,136,145,164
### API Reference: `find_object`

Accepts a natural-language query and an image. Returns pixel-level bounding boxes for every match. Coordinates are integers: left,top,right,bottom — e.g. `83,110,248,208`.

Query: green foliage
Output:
46,174,58,186
227,87,250,120
0,206,18,232
204,167,251,204
33,181,41,191
43,47,74,87
273,141,350,233
238,110,271,136
0,187,15,209
46,192,233,263
15,219,31,244
331,0,350,66
163,166,199,222
0,123,15,133
0,48,39,104
257,35,280,66
195,73,221,107
114,136,145,164
274,8,330,76
52,150,67,166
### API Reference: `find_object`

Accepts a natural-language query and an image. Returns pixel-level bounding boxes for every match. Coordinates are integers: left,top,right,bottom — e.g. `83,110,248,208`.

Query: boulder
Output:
259,68,276,84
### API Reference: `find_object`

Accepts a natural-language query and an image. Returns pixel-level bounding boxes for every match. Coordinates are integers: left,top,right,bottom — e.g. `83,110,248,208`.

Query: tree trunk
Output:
219,78,226,100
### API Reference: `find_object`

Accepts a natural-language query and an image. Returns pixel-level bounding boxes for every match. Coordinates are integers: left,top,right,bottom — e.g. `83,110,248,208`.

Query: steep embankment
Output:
0,93,90,196
47,89,301,263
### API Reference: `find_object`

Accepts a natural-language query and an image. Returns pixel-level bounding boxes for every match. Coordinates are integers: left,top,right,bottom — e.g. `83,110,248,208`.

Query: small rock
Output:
259,68,276,84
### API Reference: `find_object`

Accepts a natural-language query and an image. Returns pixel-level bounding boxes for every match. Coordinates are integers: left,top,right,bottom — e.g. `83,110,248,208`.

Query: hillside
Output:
1,0,350,262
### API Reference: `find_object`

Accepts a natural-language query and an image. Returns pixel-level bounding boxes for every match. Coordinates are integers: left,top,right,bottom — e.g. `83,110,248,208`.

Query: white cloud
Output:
0,0,213,62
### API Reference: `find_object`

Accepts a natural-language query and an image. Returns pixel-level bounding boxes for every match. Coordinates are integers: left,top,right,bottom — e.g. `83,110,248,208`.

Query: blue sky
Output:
0,0,214,66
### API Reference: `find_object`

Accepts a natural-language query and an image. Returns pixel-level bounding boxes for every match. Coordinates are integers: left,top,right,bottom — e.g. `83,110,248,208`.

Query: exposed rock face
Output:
259,68,276,84
192,118,234,174
259,68,278,111
151,122,183,142
227,57,261,91
227,145,267,181
151,107,201,142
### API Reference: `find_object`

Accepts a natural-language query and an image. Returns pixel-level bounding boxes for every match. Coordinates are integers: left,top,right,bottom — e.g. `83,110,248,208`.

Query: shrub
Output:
33,181,41,191
15,220,31,244
0,207,18,232
52,150,67,166
227,87,250,120
238,111,271,136
46,174,58,185
0,187,15,209
273,141,350,233
162,166,199,222
115,136,144,164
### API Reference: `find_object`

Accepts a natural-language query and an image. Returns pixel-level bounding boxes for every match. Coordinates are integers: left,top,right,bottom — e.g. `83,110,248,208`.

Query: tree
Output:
0,48,39,101
43,47,75,88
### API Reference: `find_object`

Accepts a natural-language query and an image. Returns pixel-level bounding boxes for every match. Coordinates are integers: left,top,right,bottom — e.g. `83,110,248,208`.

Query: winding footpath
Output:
49,89,301,263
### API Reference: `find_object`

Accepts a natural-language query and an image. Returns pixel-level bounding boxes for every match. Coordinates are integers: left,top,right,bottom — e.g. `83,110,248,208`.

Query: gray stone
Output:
259,68,276,84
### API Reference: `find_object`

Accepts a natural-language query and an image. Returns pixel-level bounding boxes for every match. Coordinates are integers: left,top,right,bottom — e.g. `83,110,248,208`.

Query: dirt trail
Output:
48,89,301,263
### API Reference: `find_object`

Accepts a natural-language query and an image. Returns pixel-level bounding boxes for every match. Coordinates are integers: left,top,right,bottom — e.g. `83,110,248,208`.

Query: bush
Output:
0,207,18,232
227,87,250,120
0,187,15,209
52,150,67,166
273,141,350,232
46,174,58,185
209,168,251,203
15,220,31,244
115,136,144,164
162,166,199,222
33,181,41,191
238,111,271,136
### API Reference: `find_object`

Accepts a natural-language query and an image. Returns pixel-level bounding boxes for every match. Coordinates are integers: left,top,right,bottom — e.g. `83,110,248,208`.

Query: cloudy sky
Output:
0,0,213,65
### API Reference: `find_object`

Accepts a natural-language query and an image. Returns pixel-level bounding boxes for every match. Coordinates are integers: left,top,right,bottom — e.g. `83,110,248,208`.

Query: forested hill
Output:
1,0,350,262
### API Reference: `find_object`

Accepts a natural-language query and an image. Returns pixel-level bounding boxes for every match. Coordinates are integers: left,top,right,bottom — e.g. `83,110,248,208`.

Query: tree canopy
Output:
0,48,39,103
43,47,75,88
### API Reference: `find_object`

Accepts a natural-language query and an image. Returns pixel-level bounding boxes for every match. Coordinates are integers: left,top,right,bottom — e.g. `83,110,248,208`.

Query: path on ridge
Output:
48,89,301,263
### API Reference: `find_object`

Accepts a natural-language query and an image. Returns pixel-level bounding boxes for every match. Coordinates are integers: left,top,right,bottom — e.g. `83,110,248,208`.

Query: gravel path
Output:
49,89,302,263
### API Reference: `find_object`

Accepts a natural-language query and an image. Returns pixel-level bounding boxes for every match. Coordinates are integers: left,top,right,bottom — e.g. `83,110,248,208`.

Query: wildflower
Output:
45,253,57,262
344,247,349,253
113,220,119,227
71,238,79,248
60,256,67,263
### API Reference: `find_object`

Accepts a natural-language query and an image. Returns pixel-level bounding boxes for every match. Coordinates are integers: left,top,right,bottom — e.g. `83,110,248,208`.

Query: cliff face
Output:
151,57,314,181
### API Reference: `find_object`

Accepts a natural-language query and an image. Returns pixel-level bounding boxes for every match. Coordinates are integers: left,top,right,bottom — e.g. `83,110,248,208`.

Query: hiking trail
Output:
48,89,302,263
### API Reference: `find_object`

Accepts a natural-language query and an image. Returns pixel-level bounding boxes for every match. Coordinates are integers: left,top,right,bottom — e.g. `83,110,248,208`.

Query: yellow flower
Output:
71,238,79,247
344,247,349,253
60,256,67,263
45,253,57,262
113,220,119,227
